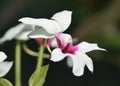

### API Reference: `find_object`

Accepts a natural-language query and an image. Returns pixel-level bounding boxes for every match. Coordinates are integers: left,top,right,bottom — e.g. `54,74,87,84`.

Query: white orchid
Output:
0,23,33,44
0,52,13,77
50,33,106,76
19,10,72,39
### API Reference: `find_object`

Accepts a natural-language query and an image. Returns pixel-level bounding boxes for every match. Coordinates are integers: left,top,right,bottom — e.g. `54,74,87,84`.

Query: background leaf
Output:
0,78,13,86
29,64,49,86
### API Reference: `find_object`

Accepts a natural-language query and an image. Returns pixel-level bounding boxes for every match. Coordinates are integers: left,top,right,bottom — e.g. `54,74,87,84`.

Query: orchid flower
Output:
0,23,33,44
50,33,106,76
19,10,72,39
0,52,13,77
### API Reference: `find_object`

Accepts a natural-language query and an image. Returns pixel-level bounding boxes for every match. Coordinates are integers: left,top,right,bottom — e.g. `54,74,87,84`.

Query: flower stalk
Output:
22,42,38,57
32,39,45,86
15,40,22,86
22,41,50,58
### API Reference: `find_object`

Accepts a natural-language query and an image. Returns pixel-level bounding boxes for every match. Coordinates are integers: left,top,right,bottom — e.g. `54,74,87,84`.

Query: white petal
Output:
77,41,106,53
50,48,66,62
66,57,73,68
70,54,85,76
15,24,33,40
0,61,13,77
83,54,93,72
19,18,61,34
48,38,58,48
0,23,25,43
67,53,93,76
0,52,7,62
51,10,72,32
28,26,54,39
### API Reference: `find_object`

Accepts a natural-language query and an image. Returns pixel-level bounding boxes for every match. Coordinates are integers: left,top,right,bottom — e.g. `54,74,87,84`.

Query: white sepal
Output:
0,61,13,77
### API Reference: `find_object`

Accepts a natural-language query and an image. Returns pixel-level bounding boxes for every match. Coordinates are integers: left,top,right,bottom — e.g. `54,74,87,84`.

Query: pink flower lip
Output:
61,43,79,54
55,32,79,54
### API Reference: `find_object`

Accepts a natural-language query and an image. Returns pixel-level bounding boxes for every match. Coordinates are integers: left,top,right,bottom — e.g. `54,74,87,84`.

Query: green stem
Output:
22,42,39,57
33,39,45,86
15,40,22,86
22,42,50,58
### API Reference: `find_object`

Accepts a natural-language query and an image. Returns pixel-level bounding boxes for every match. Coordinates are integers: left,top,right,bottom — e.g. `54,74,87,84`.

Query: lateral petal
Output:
50,48,66,62
51,10,72,32
19,18,61,34
70,54,85,76
83,54,93,73
15,24,33,40
75,41,106,53
0,61,13,77
0,52,7,62
0,23,25,44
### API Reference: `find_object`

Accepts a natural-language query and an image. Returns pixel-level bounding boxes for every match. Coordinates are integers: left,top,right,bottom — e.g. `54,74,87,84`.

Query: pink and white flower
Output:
19,10,72,39
50,33,106,76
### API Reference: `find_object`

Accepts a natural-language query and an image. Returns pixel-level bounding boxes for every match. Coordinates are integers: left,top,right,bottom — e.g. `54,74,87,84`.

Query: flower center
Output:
62,43,78,54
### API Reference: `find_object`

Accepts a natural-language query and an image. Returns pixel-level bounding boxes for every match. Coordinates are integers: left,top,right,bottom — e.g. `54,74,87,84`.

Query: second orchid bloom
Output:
50,32,106,76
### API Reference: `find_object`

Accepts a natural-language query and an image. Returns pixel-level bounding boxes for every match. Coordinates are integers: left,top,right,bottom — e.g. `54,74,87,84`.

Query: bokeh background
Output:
0,0,120,86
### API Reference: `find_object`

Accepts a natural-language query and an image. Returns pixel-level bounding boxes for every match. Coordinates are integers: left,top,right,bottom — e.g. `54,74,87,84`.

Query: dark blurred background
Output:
0,0,120,86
